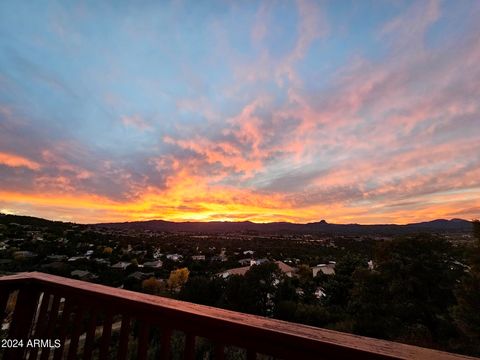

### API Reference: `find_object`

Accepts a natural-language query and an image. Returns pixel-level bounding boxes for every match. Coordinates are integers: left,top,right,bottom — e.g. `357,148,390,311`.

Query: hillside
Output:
94,218,473,235
0,213,473,235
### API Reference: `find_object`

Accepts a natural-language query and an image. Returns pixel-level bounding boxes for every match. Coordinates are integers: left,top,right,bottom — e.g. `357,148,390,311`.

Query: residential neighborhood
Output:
0,214,385,299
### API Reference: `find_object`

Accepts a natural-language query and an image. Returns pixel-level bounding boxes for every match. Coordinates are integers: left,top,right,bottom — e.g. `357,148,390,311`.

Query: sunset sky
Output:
0,0,479,224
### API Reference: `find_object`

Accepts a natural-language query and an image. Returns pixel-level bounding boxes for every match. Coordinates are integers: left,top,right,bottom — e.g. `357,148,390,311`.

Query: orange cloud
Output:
0,152,41,170
1,184,479,225
164,135,262,176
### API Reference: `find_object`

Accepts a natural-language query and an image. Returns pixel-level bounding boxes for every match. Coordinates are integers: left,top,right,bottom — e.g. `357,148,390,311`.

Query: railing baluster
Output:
28,292,51,360
184,333,196,360
137,321,150,360
53,298,73,360
83,308,98,360
67,304,85,360
99,310,114,359
39,294,61,360
214,343,225,360
5,285,40,360
159,328,172,360
117,314,131,360
0,288,10,329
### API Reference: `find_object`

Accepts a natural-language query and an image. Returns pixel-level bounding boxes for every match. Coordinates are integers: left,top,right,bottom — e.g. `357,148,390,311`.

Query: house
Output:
143,260,163,269
219,261,295,279
27,232,44,242
127,271,154,281
94,258,110,265
312,262,336,277
211,248,228,262
33,234,44,242
13,251,37,259
251,258,269,266
71,270,98,281
120,244,132,255
153,248,162,259
40,261,67,272
274,261,295,277
68,256,86,262
47,255,68,262
217,266,251,278
111,261,131,270
192,255,206,261
238,258,251,266
56,237,68,244
243,250,254,255
132,250,146,256
166,254,183,262
210,255,227,262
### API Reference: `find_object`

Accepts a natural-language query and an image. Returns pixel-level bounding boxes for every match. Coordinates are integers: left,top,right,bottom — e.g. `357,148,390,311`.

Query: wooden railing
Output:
0,272,477,360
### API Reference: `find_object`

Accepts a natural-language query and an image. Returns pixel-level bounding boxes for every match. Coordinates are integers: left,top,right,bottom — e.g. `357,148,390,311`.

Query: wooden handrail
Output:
0,272,477,360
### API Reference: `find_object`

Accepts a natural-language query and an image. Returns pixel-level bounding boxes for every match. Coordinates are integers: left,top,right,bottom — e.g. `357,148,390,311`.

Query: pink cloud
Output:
121,114,152,130
0,152,41,171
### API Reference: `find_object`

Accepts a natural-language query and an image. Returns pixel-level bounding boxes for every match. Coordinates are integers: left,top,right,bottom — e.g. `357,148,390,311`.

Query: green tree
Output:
179,276,225,307
297,264,312,283
452,220,480,355
224,263,281,316
243,263,282,316
350,235,463,348
322,254,366,310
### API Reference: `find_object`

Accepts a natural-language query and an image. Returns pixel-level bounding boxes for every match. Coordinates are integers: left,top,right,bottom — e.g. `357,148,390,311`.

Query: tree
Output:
322,254,366,310
179,276,225,307
167,267,190,292
452,220,480,355
295,264,318,304
243,263,282,316
348,268,394,338
223,263,282,316
474,220,480,243
223,275,249,312
142,277,164,295
350,235,463,348
125,260,138,275
274,277,298,304
297,264,312,283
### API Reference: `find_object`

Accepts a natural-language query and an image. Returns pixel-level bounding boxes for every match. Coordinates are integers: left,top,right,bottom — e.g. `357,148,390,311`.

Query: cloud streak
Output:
0,152,41,170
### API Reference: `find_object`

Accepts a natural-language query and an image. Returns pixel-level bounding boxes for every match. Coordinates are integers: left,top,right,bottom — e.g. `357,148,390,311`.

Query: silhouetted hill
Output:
0,213,473,235
0,213,73,228
94,218,473,235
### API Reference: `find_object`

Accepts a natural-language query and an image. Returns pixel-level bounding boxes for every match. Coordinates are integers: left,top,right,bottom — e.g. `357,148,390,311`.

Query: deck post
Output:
4,283,40,360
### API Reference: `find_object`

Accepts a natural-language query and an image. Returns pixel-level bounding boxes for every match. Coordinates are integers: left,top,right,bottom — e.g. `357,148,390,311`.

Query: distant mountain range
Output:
94,218,474,235
0,213,473,235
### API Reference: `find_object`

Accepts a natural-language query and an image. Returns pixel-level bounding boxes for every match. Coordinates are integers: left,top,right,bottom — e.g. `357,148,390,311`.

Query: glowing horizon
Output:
1,1,479,225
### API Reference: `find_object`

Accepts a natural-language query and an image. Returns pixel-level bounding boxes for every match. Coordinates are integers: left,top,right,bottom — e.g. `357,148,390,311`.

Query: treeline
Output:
179,222,480,357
